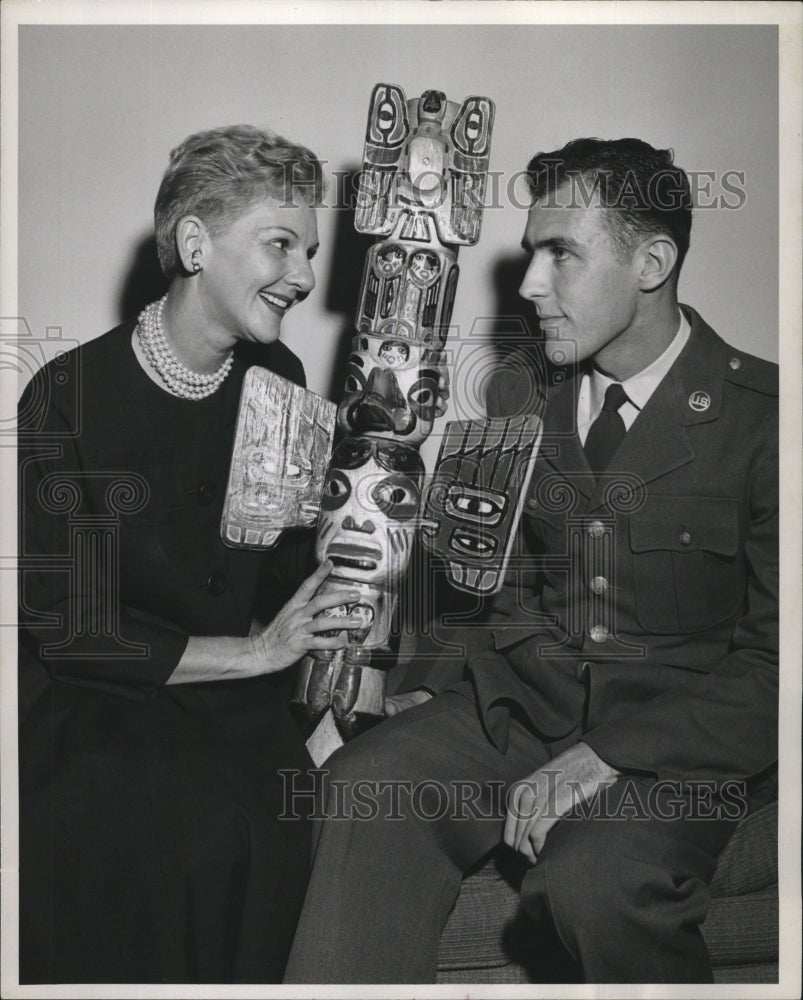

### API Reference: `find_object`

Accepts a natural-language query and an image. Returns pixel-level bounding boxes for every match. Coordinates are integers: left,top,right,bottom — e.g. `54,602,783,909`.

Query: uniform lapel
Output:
586,306,727,511
537,307,727,513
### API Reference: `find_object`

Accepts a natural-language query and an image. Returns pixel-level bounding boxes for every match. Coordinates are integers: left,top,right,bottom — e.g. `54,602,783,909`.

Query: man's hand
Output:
384,689,432,717
504,742,619,864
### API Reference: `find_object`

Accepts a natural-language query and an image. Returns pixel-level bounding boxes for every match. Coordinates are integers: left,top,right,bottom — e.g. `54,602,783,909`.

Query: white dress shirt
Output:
577,311,691,445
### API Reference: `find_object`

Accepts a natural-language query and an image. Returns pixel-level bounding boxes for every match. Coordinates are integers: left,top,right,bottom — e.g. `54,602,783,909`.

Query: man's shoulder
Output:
685,305,778,399
721,348,778,399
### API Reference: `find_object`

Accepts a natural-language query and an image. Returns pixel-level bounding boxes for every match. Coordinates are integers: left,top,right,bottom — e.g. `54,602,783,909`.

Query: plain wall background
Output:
17,24,778,466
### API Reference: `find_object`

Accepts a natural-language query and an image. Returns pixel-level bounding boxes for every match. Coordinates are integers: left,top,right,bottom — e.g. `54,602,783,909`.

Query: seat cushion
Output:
704,887,779,964
709,801,777,896
438,802,778,975
437,855,522,970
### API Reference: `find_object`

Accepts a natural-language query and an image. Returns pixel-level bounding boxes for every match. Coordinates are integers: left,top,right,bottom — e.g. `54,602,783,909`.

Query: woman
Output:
18,125,360,984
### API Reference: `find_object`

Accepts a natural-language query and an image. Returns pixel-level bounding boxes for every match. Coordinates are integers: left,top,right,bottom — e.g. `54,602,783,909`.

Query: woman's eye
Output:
266,238,289,251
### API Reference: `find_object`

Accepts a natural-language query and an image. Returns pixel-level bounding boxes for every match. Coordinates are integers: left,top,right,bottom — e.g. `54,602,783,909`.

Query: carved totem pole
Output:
293,83,496,742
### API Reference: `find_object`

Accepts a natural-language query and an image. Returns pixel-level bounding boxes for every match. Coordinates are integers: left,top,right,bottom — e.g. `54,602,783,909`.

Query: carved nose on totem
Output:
342,516,376,534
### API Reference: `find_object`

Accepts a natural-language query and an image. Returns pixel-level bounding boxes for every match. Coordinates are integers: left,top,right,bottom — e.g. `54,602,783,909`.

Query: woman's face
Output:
198,195,319,346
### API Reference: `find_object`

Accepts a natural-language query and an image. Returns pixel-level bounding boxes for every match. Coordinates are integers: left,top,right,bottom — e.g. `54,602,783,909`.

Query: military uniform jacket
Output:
409,306,778,786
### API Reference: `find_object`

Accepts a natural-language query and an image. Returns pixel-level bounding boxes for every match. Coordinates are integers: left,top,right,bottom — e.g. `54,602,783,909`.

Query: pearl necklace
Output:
136,295,234,400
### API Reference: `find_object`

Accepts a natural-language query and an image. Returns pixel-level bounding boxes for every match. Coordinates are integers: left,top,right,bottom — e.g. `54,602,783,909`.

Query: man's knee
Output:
522,814,712,954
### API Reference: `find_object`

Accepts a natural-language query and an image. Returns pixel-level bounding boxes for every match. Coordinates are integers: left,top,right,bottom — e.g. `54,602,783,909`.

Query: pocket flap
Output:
630,496,739,557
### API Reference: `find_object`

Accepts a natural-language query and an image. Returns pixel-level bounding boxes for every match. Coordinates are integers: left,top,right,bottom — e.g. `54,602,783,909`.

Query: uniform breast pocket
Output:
629,496,744,633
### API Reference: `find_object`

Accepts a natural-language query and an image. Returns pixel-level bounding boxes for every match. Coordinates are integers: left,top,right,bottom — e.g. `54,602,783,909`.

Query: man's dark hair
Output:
525,138,692,279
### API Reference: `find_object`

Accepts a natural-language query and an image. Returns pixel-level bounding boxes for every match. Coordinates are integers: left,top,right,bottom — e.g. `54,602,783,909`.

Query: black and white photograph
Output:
1,1,800,996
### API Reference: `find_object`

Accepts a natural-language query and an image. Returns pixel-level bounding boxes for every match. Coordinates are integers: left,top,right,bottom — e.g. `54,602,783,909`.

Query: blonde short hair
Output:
154,124,323,280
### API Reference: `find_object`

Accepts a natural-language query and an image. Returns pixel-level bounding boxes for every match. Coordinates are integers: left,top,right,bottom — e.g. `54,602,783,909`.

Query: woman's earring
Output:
191,250,202,273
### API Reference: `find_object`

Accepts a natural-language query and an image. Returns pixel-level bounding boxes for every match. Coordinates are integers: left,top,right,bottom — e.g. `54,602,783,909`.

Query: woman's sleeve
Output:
18,370,188,699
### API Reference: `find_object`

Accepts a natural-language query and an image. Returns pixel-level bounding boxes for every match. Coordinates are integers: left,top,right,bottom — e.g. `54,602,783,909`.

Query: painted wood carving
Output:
221,367,336,548
294,84,496,749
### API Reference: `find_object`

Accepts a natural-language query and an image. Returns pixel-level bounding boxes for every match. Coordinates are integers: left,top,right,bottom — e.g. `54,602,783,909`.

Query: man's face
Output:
519,185,641,374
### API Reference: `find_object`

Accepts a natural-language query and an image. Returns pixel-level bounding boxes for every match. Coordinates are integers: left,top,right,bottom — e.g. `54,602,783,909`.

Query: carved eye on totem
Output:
408,369,440,420
375,442,425,480
370,475,420,521
444,484,508,527
344,356,368,394
321,470,352,510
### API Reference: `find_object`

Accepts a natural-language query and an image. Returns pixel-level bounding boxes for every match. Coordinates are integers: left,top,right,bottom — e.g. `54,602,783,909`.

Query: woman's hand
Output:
249,560,362,675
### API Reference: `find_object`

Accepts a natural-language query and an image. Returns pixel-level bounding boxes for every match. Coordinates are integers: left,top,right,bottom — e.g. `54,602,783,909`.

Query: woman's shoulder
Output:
18,320,138,433
234,340,306,388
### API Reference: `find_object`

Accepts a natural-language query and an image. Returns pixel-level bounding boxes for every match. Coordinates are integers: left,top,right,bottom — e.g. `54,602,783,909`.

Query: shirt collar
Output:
589,310,690,414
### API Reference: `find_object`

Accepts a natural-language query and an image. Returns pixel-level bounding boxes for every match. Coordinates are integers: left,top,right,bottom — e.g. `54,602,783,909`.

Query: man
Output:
283,138,778,984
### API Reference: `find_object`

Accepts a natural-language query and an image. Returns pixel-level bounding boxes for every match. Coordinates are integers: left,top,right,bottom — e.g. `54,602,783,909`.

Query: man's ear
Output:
637,235,678,291
175,215,208,274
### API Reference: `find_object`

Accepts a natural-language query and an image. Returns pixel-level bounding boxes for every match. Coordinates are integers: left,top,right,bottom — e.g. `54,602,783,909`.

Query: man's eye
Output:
552,246,569,261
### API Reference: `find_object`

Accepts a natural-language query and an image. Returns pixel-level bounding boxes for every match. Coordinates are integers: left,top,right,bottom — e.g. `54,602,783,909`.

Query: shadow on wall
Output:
117,234,169,324
322,165,374,407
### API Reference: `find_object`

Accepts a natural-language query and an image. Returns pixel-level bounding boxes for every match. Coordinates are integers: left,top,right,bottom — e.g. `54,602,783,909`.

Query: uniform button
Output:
588,520,606,538
198,482,217,505
590,576,608,595
207,571,228,596
589,625,608,643
729,357,742,370
575,660,591,681
679,531,691,546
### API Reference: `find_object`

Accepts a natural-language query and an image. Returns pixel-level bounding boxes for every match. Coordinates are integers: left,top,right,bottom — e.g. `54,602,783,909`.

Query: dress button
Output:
575,660,591,681
590,576,608,595
729,357,742,370
679,531,691,546
198,482,217,505
207,571,228,596
526,496,538,510
587,520,606,538
589,625,608,643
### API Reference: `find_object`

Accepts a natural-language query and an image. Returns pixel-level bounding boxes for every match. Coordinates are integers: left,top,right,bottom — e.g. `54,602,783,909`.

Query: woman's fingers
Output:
289,559,336,606
303,613,362,635
303,633,353,651
309,587,362,614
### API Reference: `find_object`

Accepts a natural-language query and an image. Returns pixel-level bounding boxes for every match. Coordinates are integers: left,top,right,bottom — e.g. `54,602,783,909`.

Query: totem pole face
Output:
420,416,542,594
316,437,424,590
355,83,495,247
357,241,458,348
338,337,441,442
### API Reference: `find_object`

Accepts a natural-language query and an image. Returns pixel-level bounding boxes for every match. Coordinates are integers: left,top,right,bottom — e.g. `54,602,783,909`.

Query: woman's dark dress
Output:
18,321,316,983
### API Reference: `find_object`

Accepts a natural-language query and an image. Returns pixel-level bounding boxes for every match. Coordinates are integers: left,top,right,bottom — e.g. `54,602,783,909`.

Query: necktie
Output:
584,382,629,476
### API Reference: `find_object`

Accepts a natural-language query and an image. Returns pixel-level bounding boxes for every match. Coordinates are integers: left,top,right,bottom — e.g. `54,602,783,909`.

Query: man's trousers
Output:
283,683,739,984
